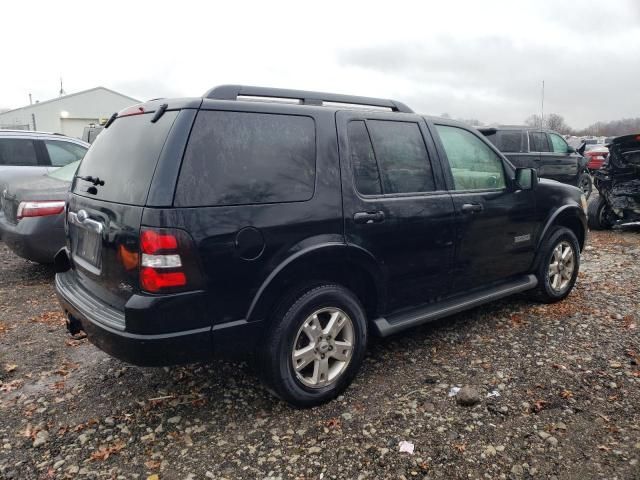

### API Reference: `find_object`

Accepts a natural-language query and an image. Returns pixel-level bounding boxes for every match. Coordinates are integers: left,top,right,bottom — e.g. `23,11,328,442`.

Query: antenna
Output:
59,78,66,96
540,80,545,128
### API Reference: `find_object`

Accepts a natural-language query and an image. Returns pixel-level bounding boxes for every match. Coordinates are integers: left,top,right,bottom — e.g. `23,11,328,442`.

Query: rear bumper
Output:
0,213,64,263
55,268,264,366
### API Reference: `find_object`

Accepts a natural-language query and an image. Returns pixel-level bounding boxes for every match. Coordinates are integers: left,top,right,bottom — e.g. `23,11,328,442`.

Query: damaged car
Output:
588,134,640,229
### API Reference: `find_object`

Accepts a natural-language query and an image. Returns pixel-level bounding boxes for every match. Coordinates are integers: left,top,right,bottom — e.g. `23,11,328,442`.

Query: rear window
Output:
174,111,316,207
45,140,87,166
0,138,38,166
73,112,178,205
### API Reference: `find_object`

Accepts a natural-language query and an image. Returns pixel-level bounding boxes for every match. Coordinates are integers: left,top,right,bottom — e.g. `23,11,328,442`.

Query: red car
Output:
585,145,609,170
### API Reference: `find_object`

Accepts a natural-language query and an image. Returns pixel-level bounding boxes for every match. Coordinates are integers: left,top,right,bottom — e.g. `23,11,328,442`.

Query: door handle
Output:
353,211,385,224
461,203,483,214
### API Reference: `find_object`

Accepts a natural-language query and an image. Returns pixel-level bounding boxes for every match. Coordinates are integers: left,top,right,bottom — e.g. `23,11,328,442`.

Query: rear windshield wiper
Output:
75,175,105,186
151,103,168,123
104,112,117,129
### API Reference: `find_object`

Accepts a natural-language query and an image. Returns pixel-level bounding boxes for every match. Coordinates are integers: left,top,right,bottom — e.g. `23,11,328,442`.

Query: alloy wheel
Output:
548,240,576,293
291,308,354,389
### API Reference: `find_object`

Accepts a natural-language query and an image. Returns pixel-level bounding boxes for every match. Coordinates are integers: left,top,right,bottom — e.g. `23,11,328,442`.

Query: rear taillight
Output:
17,201,65,220
138,227,202,293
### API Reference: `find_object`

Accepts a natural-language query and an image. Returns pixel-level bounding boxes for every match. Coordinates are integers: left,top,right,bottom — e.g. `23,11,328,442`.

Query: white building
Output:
0,87,140,139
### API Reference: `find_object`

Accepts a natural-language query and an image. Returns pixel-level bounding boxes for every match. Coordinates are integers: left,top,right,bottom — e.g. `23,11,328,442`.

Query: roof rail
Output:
203,85,414,113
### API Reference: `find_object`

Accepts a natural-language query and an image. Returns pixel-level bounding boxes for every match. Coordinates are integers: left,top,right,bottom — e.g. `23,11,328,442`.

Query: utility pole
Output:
59,78,66,96
540,80,545,129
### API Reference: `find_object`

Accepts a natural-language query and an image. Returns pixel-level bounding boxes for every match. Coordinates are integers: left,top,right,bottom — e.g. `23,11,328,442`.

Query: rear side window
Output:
175,111,316,207
74,112,178,205
496,130,523,152
0,138,38,166
45,140,87,166
365,120,435,194
529,132,551,152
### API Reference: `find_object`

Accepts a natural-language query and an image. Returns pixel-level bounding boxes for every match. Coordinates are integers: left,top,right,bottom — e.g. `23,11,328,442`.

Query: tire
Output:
258,284,368,407
587,196,614,230
577,172,593,198
530,226,580,304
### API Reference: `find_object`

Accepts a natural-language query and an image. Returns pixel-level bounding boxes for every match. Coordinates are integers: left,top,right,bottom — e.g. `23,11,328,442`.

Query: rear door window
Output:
45,140,87,166
73,111,178,205
0,138,38,166
365,120,435,194
175,111,316,207
529,132,551,152
347,121,382,195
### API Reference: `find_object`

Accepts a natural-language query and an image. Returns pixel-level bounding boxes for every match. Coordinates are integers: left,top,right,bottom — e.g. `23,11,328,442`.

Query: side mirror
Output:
576,142,586,156
515,167,538,191
566,146,576,154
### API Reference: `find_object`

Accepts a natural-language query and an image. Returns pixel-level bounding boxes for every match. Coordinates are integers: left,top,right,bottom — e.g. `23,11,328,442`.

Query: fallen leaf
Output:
4,364,17,373
532,399,548,413
325,418,341,429
147,475,160,480
560,389,573,399
90,441,126,461
29,311,65,327
144,460,161,469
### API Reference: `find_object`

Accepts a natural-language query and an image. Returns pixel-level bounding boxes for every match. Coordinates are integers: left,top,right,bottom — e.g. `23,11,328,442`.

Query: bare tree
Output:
574,117,640,137
544,114,571,134
524,113,571,134
525,114,543,128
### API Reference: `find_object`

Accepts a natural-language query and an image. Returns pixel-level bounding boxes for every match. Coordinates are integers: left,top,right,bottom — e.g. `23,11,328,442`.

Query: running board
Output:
372,274,538,337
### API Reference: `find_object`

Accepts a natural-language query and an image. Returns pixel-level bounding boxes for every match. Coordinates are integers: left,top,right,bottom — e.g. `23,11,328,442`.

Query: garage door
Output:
61,118,99,139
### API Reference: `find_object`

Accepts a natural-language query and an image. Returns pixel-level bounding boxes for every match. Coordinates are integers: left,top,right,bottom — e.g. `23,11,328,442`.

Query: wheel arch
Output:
246,243,386,326
537,205,587,253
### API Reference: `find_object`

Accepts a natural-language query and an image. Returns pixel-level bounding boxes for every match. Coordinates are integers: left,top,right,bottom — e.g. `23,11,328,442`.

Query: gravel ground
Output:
0,228,639,480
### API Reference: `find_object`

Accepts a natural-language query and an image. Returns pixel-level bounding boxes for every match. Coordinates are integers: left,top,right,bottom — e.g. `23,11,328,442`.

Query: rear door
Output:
67,108,182,311
337,111,456,312
529,130,560,181
430,122,537,292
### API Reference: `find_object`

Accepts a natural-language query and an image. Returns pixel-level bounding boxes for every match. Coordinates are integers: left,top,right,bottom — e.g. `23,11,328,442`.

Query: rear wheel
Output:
587,196,615,230
530,226,580,303
258,284,368,407
578,172,593,198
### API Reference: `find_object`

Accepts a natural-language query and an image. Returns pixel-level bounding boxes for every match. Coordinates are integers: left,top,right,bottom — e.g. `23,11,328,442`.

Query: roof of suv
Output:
478,125,562,135
202,85,414,113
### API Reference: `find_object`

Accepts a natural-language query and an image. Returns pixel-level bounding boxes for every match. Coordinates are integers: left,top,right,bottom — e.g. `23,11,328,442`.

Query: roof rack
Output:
203,85,414,113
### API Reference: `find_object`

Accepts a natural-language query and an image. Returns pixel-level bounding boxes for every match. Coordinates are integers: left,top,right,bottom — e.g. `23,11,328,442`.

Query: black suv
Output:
55,86,588,407
480,126,592,197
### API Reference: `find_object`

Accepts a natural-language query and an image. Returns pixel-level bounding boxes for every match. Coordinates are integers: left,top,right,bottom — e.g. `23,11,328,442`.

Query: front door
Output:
337,111,456,313
430,122,538,292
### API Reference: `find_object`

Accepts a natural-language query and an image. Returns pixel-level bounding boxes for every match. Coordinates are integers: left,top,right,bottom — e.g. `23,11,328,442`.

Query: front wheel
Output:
530,226,580,303
258,284,368,407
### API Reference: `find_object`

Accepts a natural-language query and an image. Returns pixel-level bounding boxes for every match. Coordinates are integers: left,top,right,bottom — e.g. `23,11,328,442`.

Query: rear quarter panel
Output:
141,105,343,327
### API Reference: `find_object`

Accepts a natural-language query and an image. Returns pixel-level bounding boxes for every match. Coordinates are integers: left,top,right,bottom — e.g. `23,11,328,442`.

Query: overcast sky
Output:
3,0,639,128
